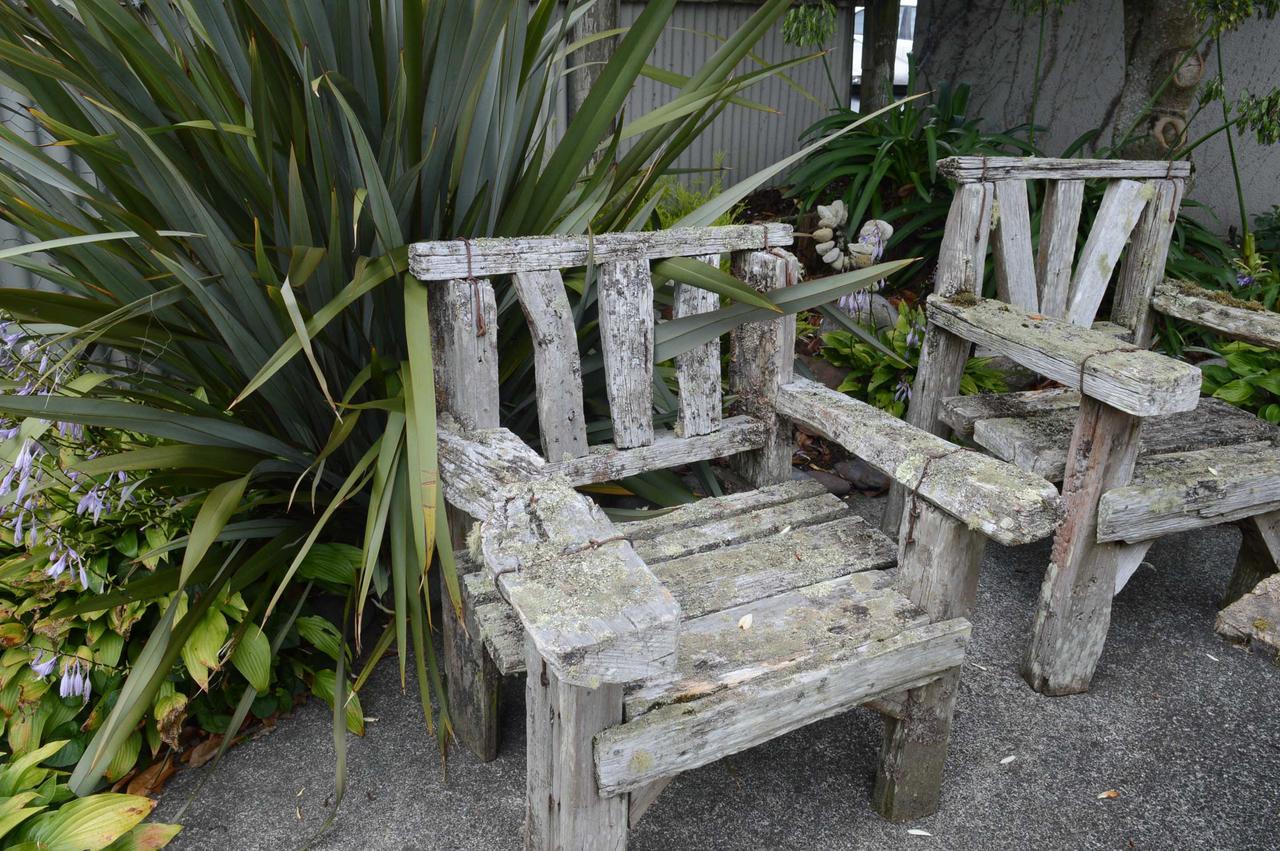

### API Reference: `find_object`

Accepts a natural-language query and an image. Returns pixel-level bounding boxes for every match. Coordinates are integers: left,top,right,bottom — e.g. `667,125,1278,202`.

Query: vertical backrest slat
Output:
598,257,655,449
1035,179,1085,319
991,179,1038,313
1111,179,1185,346
729,249,797,487
1065,179,1151,327
512,270,590,462
428,278,500,430
935,182,995,297
673,254,722,437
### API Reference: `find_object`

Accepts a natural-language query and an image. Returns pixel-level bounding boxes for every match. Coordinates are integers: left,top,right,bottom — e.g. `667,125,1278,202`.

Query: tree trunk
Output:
567,0,620,122
860,0,901,113
1107,0,1208,160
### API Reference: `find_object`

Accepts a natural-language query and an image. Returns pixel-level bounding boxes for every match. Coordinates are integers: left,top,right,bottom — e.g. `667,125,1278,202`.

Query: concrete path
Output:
154,502,1280,850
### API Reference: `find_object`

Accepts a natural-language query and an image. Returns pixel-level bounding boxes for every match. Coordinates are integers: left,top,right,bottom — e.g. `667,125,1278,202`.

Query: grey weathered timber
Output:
939,387,1082,439
524,640,627,851
872,671,961,822
1097,442,1280,543
1224,510,1280,607
886,182,992,534
991,179,1038,313
462,494,893,679
728,249,797,487
546,416,764,486
1152,279,1280,349
595,618,968,796
1216,573,1280,654
1024,398,1144,695
895,500,988,622
621,479,826,540
970,397,1280,481
598,257,655,449
631,492,849,564
623,570,920,717
872,501,987,821
1066,180,1152,327
937,156,1190,183
409,224,793,280
511,270,589,462
777,378,1060,546
651,513,897,621
1111,540,1155,595
673,255,723,437
437,424,547,521
428,278,502,761
427,278,500,431
926,294,1201,417
1036,179,1085,319
1111,181,1184,345
479,479,680,687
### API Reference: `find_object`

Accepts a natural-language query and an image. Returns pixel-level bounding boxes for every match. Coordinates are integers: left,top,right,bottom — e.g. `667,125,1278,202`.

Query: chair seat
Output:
465,478,962,778
941,392,1280,481
462,478,969,793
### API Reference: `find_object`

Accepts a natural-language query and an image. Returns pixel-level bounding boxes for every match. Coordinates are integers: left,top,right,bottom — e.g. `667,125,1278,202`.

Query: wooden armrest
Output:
926,294,1200,416
776,379,1061,546
1152,279,1280,350
437,423,547,521
479,478,680,687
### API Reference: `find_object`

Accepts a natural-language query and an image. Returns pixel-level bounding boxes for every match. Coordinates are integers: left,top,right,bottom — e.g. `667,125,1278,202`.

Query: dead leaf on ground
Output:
128,754,177,797
1097,789,1121,800
185,734,224,768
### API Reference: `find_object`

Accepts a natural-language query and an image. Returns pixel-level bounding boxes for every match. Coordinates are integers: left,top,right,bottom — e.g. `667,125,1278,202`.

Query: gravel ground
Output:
154,498,1280,850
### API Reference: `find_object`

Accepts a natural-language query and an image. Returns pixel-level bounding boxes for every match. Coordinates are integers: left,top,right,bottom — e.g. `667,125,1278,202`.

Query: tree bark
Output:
860,0,901,113
1107,0,1208,160
567,0,620,122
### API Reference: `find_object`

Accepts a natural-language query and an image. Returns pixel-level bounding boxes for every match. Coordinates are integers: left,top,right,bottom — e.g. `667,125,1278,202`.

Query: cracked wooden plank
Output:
479,479,680,687
1152,278,1280,349
409,224,792,279
926,294,1201,417
674,254,723,437
1096,441,1280,543
777,378,1061,546
511,269,589,462
938,156,1189,183
971,396,1280,481
991,179,1038,313
1067,179,1152,326
1036,179,1085,319
598,256,655,449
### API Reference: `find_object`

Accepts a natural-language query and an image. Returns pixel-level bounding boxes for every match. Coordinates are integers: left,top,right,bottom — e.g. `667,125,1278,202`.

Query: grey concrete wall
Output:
914,0,1280,234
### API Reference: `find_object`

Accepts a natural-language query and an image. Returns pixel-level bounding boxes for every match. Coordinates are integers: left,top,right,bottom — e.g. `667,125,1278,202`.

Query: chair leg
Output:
525,640,627,851
1224,510,1280,607
872,669,960,822
442,508,500,761
1024,398,1143,696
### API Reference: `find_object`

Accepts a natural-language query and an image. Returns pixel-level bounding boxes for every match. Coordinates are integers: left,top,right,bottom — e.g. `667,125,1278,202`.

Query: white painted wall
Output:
914,0,1280,235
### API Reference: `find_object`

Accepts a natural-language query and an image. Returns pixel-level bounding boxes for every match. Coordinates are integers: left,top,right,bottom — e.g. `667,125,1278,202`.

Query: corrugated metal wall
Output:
623,1,853,186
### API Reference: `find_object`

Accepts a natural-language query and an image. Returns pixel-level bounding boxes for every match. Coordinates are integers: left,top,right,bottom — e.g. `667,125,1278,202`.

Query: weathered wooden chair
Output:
410,225,1060,847
890,156,1280,697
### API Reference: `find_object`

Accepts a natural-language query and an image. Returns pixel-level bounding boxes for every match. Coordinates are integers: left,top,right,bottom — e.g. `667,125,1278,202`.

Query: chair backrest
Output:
410,224,798,488
934,156,1188,346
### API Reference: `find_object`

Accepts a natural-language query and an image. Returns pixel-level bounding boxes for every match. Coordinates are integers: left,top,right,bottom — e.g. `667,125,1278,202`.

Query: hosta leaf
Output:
311,669,364,736
180,606,227,691
230,622,270,693
14,793,153,850
103,822,183,851
295,616,343,663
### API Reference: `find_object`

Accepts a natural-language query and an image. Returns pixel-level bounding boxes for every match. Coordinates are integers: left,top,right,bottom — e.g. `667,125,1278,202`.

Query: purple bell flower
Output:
30,651,56,678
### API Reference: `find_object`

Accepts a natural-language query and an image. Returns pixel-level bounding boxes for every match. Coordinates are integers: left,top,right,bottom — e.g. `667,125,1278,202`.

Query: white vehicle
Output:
852,0,917,88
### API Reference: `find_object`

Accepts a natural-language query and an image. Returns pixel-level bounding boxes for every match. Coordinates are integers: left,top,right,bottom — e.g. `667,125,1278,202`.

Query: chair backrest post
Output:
428,277,500,431
728,248,798,488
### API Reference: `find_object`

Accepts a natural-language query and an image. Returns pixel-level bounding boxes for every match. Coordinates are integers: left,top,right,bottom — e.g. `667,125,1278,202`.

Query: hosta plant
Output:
820,302,1007,418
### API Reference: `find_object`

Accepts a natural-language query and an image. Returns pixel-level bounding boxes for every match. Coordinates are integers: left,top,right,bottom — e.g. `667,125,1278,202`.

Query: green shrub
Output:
818,303,1007,417
1200,341,1280,422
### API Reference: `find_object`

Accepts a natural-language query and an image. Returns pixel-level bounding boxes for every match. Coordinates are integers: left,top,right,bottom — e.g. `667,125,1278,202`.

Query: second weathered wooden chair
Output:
892,156,1280,696
411,225,1060,847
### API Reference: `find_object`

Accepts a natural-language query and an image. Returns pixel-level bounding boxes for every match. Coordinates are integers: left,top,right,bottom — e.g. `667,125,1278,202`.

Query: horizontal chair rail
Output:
925,294,1201,417
409,224,793,280
1152,279,1280,350
775,378,1060,546
937,156,1191,183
